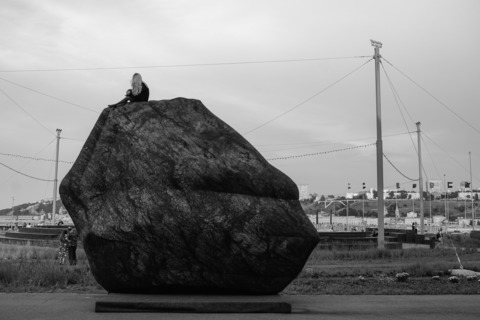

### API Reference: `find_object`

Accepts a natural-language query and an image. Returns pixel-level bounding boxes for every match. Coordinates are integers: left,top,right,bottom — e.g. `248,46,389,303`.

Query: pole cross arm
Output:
370,40,383,48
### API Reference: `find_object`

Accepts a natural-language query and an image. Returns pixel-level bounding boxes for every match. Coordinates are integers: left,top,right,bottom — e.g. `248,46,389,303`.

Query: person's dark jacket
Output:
67,230,78,247
127,82,149,102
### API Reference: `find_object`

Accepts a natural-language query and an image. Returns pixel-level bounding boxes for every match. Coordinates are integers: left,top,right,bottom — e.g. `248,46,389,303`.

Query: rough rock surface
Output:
60,98,319,294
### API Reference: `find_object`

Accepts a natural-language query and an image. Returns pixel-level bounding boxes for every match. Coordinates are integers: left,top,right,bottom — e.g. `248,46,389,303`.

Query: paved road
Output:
1,293,479,320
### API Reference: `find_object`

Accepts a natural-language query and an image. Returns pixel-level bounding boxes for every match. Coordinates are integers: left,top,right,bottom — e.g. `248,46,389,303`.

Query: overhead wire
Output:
243,58,374,135
421,135,443,180
0,85,55,136
381,61,417,150
256,131,412,152
0,161,54,182
0,138,56,186
380,60,420,182
382,57,480,137
382,153,418,182
422,131,480,182
0,151,74,164
383,58,478,188
0,56,372,73
43,143,57,199
0,76,99,114
266,142,375,161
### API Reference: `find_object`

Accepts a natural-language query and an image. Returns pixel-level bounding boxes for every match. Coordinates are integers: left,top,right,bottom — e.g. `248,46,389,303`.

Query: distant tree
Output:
348,207,360,217
475,193,479,201
386,203,396,216
387,191,394,199
307,193,318,203
320,195,326,202
400,191,409,199
449,191,459,199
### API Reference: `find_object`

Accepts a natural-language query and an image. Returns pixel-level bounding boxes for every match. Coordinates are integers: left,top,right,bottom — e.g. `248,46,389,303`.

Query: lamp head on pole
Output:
370,40,383,48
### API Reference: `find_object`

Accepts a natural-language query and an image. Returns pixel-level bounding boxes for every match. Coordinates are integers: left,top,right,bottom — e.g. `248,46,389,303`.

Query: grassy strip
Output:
283,239,480,294
1,234,480,294
283,277,480,295
0,244,104,293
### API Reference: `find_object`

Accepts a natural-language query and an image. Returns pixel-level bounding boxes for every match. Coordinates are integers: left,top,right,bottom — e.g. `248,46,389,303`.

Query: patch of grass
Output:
0,244,103,293
2,241,480,295
283,244,480,294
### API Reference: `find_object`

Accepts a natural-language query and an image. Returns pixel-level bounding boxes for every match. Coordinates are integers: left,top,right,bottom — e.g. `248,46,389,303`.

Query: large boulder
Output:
60,98,319,294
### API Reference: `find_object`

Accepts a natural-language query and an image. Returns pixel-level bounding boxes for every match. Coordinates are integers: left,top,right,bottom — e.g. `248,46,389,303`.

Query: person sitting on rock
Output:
109,73,150,108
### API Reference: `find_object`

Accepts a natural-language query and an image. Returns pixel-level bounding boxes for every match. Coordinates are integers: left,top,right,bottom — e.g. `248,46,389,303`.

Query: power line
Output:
383,153,418,181
266,142,375,161
0,138,56,187
0,161,54,182
243,58,374,135
256,131,411,151
0,76,99,114
0,56,372,73
421,135,443,180
0,85,55,136
381,62,417,152
0,151,74,164
422,132,480,182
382,57,480,137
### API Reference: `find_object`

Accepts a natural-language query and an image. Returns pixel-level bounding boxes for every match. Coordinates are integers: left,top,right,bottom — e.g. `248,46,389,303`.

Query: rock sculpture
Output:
60,98,319,294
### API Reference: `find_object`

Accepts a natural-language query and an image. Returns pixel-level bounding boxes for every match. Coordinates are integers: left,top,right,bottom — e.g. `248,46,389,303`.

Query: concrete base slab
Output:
95,301,291,313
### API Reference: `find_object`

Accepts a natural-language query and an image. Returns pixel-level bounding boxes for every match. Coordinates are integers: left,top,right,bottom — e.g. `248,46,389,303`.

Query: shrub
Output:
396,272,409,282
466,275,477,281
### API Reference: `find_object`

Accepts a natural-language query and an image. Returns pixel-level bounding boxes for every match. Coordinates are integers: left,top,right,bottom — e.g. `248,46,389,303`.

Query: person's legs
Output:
108,97,129,108
68,246,74,265
72,246,77,265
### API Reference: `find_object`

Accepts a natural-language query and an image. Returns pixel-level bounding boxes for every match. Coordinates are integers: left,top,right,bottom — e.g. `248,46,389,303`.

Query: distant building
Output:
406,211,418,218
458,192,480,200
408,192,420,200
297,184,309,200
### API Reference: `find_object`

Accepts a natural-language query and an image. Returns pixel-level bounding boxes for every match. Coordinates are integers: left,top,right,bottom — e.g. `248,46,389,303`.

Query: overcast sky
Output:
1,0,479,209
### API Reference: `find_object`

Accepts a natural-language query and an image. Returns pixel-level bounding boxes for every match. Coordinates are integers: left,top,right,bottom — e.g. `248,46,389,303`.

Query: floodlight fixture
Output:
370,40,383,48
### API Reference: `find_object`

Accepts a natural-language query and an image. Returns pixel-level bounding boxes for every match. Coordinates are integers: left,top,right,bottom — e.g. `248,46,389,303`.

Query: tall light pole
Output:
416,122,424,234
11,196,15,221
372,39,384,248
470,152,475,231
444,174,448,230
52,129,62,226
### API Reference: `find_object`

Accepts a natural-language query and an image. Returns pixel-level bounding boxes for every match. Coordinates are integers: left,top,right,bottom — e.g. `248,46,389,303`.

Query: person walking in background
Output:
108,73,150,108
58,230,68,265
67,227,78,266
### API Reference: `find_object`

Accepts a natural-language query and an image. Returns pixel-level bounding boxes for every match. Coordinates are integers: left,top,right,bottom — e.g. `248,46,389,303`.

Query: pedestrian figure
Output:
58,230,68,265
67,227,78,266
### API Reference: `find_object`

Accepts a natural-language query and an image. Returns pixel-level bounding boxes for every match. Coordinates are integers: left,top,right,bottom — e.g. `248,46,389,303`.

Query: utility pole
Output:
444,174,448,230
362,194,365,225
11,196,15,221
417,122,424,234
52,129,62,226
470,152,475,231
372,39,384,249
